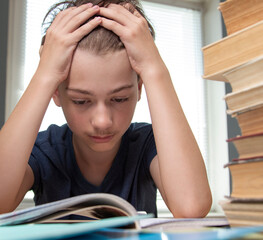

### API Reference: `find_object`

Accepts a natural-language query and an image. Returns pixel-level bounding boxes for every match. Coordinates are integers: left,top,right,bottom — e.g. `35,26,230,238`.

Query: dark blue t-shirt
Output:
28,123,158,216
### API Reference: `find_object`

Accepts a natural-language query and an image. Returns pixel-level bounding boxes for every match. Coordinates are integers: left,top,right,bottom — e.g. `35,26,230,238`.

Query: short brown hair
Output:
42,0,155,55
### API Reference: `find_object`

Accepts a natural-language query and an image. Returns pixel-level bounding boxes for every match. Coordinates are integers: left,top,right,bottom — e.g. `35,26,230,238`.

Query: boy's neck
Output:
72,135,121,187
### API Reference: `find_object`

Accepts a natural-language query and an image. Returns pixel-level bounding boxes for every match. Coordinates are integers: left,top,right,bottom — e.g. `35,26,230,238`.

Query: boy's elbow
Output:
0,203,16,215
170,193,213,218
0,195,22,214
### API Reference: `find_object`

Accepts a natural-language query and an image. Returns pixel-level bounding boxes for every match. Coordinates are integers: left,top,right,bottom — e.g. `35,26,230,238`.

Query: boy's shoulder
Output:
35,124,70,146
128,122,152,134
126,122,153,142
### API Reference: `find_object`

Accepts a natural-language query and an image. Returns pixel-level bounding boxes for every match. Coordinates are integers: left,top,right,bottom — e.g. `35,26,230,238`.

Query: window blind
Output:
24,0,67,130
140,1,207,163
140,1,206,216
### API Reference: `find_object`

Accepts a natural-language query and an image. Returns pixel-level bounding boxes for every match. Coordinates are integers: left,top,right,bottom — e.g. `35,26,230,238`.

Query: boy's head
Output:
41,0,155,55
45,0,152,152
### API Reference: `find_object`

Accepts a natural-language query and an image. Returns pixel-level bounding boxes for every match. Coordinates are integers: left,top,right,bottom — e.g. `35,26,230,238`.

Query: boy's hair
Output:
42,0,155,55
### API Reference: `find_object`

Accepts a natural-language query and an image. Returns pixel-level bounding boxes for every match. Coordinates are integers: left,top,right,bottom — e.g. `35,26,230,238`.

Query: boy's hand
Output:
99,4,165,81
37,4,101,86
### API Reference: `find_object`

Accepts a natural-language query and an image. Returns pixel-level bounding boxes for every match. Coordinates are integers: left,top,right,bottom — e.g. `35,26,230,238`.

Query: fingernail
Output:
93,5,99,9
87,3,93,7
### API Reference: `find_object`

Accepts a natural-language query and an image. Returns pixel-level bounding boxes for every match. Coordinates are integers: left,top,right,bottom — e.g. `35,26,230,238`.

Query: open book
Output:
0,193,232,239
0,193,144,228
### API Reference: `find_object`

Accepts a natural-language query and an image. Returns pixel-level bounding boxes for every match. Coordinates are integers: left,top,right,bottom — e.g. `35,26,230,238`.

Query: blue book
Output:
1,222,263,240
0,215,149,240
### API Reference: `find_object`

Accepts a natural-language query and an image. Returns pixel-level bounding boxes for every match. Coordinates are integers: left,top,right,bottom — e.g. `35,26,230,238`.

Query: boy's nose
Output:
91,105,113,130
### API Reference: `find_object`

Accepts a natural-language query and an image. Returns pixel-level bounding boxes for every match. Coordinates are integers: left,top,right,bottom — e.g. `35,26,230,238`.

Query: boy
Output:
0,0,212,217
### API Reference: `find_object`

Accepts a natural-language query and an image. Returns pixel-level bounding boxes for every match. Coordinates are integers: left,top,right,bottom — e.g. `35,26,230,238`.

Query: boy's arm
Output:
145,69,212,218
99,5,212,218
0,4,101,213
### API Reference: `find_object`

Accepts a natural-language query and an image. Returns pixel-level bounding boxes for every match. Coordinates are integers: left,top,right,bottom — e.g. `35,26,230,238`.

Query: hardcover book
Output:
224,158,263,199
219,0,263,35
202,20,263,81
224,84,263,115
227,133,263,159
223,56,263,93
233,106,263,136
220,199,263,227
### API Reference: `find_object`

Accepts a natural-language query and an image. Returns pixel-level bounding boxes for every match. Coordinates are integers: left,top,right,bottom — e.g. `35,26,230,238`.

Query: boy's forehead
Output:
68,49,137,83
63,49,138,93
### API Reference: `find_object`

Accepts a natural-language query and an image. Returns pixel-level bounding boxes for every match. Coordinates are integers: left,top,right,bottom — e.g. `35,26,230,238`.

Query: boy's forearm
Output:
0,72,57,212
143,65,212,217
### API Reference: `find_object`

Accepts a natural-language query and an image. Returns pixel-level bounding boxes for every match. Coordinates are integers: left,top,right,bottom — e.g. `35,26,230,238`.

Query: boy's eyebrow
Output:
66,87,94,95
110,84,134,94
66,84,134,95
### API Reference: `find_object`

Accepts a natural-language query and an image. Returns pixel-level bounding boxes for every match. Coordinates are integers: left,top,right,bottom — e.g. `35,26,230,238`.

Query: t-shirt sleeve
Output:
28,146,42,194
142,126,157,179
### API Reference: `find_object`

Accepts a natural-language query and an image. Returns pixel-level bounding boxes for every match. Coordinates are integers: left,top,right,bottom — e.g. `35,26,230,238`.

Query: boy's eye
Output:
112,98,129,103
72,100,91,105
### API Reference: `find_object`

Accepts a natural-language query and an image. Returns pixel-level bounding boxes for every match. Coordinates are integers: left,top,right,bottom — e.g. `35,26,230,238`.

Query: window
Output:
139,1,206,216
7,0,227,215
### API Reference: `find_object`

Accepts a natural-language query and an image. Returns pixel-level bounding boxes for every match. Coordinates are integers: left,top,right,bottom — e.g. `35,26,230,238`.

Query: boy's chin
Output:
88,143,118,153
87,137,121,153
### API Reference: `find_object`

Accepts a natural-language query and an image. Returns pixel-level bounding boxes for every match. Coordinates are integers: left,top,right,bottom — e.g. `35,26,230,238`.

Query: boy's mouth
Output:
90,135,114,143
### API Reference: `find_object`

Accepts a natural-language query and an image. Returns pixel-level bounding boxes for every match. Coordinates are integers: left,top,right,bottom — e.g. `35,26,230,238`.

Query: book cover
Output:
224,83,263,114
223,56,263,93
2,222,263,240
202,20,263,81
224,157,263,199
233,105,263,136
220,199,263,227
219,0,263,35
0,215,150,240
227,133,263,159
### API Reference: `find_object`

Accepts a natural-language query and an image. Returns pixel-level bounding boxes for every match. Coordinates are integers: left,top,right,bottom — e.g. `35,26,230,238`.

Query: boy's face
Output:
53,48,142,153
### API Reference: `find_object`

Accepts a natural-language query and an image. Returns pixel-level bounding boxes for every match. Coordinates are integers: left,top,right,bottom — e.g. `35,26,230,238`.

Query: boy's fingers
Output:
99,5,135,26
132,8,143,18
52,4,90,26
45,4,101,46
50,3,96,32
72,17,102,43
58,5,100,33
66,5,100,30
99,17,124,38
99,5,149,41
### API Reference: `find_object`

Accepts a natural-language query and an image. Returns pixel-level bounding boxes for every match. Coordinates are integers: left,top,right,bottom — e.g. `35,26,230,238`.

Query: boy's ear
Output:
39,45,43,57
39,35,45,56
52,89,62,107
137,77,143,101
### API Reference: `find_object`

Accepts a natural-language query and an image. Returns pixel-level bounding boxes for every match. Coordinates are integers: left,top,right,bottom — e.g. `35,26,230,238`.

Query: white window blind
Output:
11,0,207,215
140,1,207,163
140,1,206,216
24,0,67,130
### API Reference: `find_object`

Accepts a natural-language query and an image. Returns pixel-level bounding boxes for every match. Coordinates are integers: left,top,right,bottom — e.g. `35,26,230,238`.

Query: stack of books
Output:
202,0,263,227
